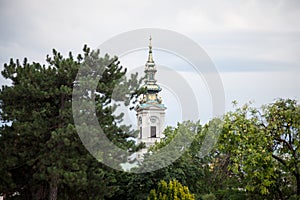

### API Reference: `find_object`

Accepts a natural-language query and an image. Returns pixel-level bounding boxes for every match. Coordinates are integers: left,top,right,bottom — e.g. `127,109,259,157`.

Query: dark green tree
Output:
127,121,221,200
0,45,143,200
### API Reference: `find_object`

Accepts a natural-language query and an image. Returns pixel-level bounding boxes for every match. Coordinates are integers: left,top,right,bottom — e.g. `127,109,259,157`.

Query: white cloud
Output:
221,69,300,110
176,0,300,33
0,0,299,117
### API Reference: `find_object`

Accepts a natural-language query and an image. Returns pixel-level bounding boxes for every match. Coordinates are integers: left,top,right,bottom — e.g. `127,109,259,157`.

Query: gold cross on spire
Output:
148,35,154,62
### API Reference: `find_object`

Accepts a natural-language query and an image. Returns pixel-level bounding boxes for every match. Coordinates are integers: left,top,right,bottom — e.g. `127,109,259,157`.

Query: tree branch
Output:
272,154,286,166
275,137,294,153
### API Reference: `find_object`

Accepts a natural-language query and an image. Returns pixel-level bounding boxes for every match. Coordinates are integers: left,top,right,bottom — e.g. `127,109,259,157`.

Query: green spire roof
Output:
139,37,163,105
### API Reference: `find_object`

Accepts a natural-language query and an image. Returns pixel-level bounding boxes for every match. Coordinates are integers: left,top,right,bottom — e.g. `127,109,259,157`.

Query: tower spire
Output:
148,35,154,63
141,36,162,104
135,37,167,162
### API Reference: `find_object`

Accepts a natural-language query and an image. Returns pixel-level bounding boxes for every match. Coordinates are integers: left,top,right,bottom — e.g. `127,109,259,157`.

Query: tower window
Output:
140,127,142,138
150,126,156,138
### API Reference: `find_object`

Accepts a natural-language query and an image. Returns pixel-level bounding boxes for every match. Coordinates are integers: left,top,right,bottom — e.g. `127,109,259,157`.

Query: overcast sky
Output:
1,0,299,124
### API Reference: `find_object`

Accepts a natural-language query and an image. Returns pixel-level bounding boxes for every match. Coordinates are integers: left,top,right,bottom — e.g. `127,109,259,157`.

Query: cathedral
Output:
135,37,167,160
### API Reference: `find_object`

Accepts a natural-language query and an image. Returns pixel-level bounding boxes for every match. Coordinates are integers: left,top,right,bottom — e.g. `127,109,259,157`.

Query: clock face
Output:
150,116,156,123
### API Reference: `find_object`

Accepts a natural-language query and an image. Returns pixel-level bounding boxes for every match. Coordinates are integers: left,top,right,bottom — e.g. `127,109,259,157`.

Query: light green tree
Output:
219,99,300,199
148,179,195,200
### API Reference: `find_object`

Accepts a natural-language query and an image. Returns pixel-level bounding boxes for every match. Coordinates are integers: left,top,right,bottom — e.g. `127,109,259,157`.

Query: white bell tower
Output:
135,37,167,160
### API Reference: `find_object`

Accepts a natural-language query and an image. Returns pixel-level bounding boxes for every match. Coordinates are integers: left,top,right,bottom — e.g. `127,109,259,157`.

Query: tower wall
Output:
136,105,166,147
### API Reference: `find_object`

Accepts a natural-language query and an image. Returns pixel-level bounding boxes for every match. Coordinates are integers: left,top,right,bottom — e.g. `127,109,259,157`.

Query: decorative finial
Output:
149,35,152,48
148,35,154,62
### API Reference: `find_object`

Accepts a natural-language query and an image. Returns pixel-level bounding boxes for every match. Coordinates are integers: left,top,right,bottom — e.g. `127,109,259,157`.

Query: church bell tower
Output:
135,37,167,160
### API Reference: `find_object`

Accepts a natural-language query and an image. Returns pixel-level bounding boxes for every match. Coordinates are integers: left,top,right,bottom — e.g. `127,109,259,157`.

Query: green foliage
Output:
149,120,201,152
0,45,143,199
1,44,299,200
147,179,195,200
130,99,300,199
219,99,300,199
201,193,216,200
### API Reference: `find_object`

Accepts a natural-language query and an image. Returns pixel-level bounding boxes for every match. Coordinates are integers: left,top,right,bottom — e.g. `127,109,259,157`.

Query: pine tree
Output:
0,45,143,200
